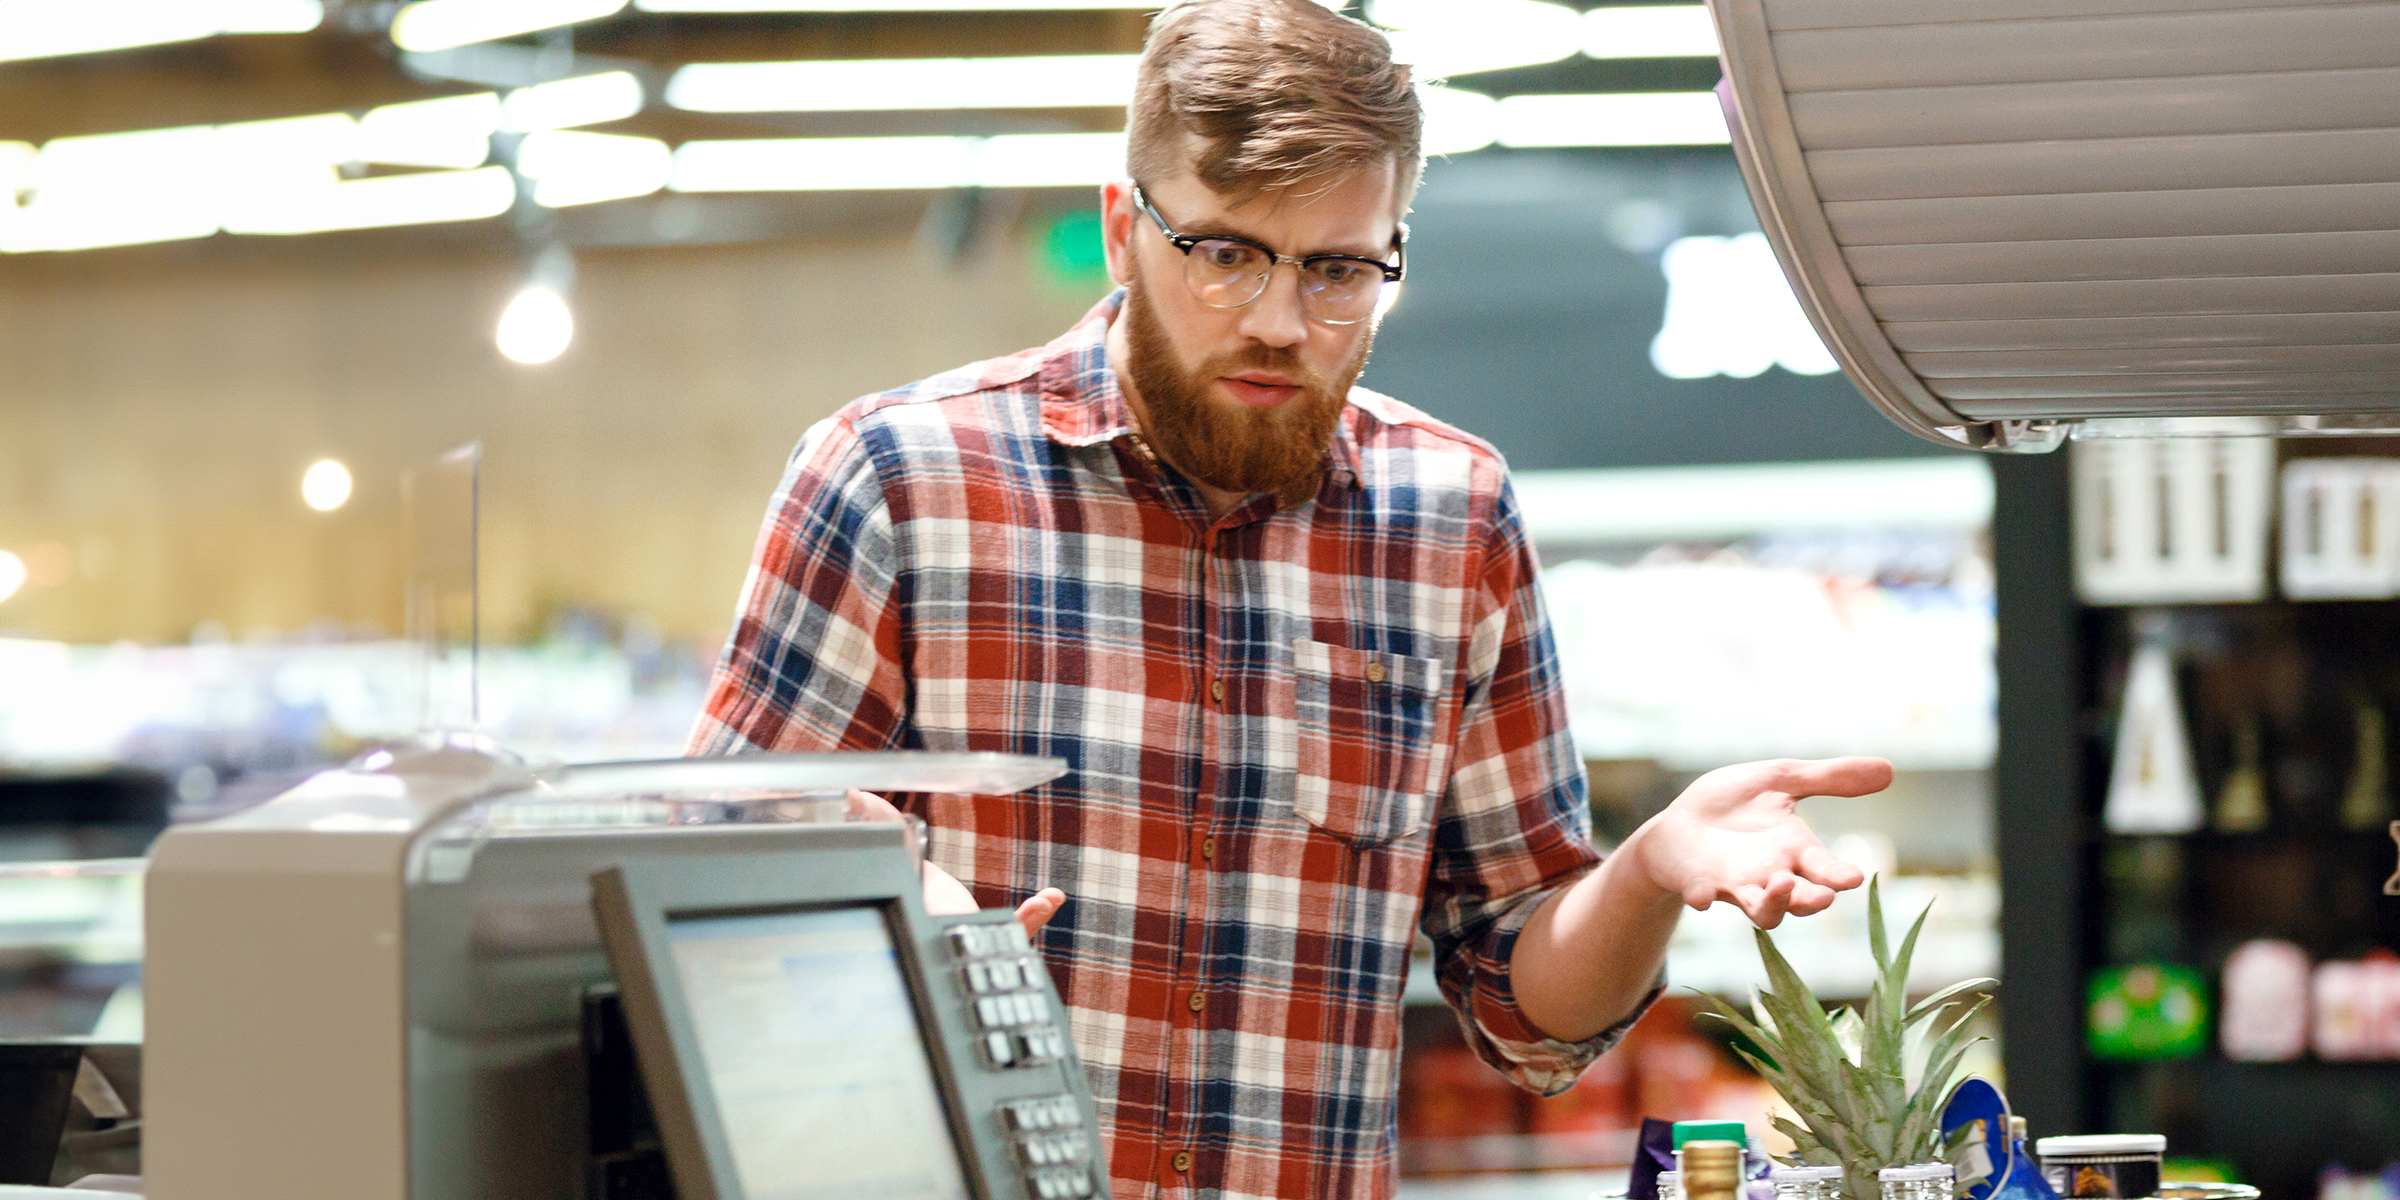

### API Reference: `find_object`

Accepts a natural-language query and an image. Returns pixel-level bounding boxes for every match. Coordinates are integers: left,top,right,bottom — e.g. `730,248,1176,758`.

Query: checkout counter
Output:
43,743,1108,1200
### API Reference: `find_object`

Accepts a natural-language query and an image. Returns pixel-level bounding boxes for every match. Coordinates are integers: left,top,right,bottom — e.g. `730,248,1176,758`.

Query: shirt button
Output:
1186,989,1205,1013
1364,661,1388,684
1200,835,1216,861
1171,1150,1193,1173
1209,678,1225,703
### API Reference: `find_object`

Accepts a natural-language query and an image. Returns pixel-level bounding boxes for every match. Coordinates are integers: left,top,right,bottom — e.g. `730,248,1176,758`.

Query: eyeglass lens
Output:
1183,239,1385,324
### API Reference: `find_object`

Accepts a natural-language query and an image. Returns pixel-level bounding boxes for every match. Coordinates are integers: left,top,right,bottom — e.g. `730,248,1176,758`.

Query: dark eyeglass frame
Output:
1131,184,1406,325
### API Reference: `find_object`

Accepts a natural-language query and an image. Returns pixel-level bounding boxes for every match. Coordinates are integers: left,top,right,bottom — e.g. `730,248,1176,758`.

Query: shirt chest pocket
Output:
1289,639,1451,845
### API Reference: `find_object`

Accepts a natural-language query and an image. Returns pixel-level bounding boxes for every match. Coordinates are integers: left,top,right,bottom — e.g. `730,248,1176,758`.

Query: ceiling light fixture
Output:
301,460,354,511
516,130,671,206
665,55,1138,113
496,285,574,364
357,92,501,169
1582,5,1718,59
1495,91,1728,148
670,132,1125,192
223,166,517,235
1371,0,1581,79
0,0,322,64
390,0,625,53
500,71,644,132
636,0,1153,8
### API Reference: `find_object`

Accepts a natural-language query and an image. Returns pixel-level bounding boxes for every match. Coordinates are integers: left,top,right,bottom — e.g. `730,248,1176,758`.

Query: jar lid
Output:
2037,1134,2167,1157
1675,1120,1751,1148
1879,1163,1956,1182
1771,1167,1844,1182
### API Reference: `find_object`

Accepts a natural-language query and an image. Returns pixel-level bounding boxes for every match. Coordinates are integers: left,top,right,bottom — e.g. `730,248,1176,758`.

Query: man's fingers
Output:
846,788,904,822
1797,842,1867,890
1014,887,1068,937
1785,879,1839,917
1768,756,1895,800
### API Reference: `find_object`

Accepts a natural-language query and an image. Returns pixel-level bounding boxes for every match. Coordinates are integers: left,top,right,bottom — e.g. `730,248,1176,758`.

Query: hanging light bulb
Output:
495,283,573,364
301,459,353,511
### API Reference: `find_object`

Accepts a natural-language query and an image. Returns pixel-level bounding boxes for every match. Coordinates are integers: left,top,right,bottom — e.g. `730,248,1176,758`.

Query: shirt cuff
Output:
1441,885,1667,1097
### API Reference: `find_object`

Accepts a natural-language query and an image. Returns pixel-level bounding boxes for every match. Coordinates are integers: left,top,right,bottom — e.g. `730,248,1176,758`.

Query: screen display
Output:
666,906,973,1200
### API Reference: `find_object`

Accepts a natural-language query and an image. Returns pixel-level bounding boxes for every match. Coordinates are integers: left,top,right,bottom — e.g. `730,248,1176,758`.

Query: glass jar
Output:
2036,1134,2165,1199
1772,1165,1845,1200
1880,1161,1956,1200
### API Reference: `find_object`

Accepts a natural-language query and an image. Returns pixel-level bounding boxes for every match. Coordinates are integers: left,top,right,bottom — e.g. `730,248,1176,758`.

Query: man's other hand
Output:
845,789,1067,938
1630,756,1884,929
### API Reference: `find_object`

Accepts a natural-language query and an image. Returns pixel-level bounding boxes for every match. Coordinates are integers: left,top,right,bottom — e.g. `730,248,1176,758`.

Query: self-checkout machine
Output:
137,447,1105,1200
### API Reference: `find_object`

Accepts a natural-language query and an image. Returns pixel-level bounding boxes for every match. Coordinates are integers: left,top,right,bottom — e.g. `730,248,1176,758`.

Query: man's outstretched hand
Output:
845,789,1067,937
1629,756,1885,929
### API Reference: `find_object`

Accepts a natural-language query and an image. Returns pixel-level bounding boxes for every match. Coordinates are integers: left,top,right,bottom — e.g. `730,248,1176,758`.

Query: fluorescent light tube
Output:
639,0,1149,8
1371,0,1580,79
358,93,500,169
0,141,35,199
0,0,321,64
1495,92,1728,147
1582,5,1718,59
223,166,517,234
666,55,1137,113
1417,85,1497,156
516,130,671,206
390,0,626,53
501,71,644,132
671,132,1123,192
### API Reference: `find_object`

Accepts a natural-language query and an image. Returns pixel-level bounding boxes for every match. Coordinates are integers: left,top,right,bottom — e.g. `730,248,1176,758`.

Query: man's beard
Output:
1120,272,1371,497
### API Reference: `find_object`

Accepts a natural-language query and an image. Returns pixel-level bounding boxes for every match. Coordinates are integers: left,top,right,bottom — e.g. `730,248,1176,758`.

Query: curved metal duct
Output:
1707,0,2400,452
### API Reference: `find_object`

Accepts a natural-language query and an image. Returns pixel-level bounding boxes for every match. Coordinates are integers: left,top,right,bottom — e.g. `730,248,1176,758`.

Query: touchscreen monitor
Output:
665,905,973,1200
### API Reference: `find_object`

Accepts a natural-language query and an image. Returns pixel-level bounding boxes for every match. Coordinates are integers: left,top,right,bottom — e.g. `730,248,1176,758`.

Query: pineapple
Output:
1700,877,1995,1200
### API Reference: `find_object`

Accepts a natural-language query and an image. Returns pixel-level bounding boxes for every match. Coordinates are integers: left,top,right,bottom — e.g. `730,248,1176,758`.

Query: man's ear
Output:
1099,178,1136,286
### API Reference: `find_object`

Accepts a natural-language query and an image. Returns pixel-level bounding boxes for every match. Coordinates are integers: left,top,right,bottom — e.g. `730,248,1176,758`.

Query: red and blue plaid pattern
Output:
691,293,1644,1200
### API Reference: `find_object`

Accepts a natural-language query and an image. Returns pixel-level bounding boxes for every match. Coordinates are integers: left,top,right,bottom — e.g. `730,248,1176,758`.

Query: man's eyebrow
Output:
1178,217,1391,259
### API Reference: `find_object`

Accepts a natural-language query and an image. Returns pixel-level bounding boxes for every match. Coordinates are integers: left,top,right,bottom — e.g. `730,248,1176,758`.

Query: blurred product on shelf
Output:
2320,1164,2400,1200
2071,435,2275,607
2279,459,2400,601
2218,938,2312,1062
2086,964,2209,1061
2310,950,2400,1061
2104,642,2205,836
2037,1135,2163,1200
1400,999,1771,1178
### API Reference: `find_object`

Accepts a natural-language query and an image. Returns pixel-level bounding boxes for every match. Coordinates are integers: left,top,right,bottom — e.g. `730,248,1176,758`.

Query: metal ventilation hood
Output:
1706,0,2400,452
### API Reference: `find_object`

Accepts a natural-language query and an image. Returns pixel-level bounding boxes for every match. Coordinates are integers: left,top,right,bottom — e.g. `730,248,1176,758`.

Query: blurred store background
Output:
0,2,2014,1197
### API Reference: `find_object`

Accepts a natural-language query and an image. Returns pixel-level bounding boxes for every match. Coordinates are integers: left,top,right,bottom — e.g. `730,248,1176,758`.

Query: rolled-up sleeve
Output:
1420,479,1659,1096
689,415,910,756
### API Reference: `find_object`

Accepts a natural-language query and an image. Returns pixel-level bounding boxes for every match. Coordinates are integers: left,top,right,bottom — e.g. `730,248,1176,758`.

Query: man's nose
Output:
1236,261,1309,349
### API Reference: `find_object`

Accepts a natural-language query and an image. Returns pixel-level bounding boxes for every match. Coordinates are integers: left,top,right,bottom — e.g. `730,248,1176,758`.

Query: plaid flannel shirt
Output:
691,292,1648,1200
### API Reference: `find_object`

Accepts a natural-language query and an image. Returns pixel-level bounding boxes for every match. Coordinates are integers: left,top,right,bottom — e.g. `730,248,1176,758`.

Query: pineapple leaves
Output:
1692,876,1993,1200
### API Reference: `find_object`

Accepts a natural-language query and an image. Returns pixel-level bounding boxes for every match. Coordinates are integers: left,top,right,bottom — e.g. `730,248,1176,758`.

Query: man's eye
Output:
1316,261,1362,285
1201,242,1253,270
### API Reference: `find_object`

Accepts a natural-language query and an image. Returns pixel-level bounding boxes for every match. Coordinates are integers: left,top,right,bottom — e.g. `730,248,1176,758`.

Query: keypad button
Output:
946,928,977,959
991,959,1021,990
975,997,1003,1028
985,1031,1014,1066
966,962,993,993
1004,923,1032,952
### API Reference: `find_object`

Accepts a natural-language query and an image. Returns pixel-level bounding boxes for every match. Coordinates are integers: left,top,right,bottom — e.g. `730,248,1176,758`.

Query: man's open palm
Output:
1633,756,1885,928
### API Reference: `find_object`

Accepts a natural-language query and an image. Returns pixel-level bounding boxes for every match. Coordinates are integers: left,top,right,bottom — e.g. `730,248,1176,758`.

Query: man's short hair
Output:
1127,0,1424,208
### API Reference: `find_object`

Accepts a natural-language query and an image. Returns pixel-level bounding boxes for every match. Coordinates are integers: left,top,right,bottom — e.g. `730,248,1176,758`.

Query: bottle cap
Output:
2010,1116,2029,1140
1879,1163,1956,1183
1771,1166,1844,1182
1675,1120,1751,1148
2036,1134,2166,1158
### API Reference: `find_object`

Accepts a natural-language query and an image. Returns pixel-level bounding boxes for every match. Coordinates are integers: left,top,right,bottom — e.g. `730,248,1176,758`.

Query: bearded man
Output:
691,1,1882,1197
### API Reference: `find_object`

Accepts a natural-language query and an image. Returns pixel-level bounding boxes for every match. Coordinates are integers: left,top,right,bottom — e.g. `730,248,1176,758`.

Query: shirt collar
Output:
1037,289,1361,493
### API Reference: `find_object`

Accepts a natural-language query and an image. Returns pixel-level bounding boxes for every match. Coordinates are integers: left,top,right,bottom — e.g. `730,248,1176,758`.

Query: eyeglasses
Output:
1131,184,1405,327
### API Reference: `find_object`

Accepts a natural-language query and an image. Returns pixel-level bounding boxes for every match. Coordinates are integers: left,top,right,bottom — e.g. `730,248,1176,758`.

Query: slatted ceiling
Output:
1808,128,2400,203
1767,7,2400,92
1906,345,2400,377
1845,231,2400,288
1883,312,2400,353
1762,0,2388,33
1788,67,2400,152
1931,370,2400,401
1952,391,2400,419
1717,0,2400,442
1826,183,2400,247
1864,275,2400,323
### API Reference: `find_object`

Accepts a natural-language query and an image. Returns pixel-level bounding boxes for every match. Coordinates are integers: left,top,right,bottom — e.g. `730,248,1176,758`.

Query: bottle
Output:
1681,1141,1745,1200
1880,1161,1956,1200
1992,1117,2059,1200
1771,1164,1845,1200
1659,1170,1685,1200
